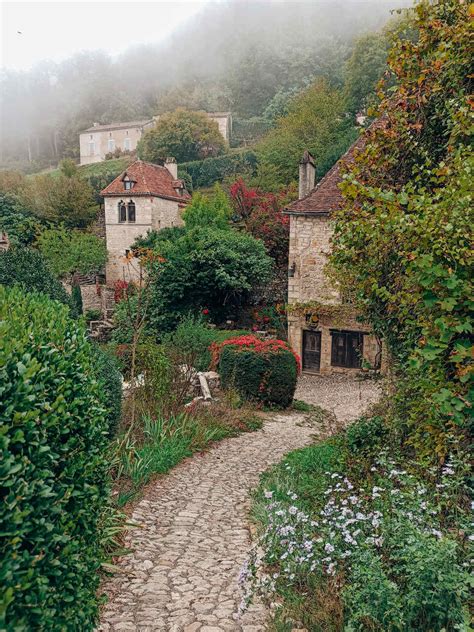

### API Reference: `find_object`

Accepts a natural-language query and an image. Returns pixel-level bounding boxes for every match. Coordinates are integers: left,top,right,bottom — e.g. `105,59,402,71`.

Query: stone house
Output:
100,158,190,285
285,140,383,375
79,112,232,165
79,120,155,165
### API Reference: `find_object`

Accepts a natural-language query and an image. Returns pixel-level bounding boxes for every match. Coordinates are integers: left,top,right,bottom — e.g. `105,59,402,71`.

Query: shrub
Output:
0,247,74,314
178,150,257,189
0,286,109,630
71,282,83,315
91,344,123,437
0,193,44,246
216,335,299,407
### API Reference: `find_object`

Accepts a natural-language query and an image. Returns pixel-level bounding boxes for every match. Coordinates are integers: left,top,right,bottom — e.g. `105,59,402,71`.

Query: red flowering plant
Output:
211,334,300,408
113,279,129,303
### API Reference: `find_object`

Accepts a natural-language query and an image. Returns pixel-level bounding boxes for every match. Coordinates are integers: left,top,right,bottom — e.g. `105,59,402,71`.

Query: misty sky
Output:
1,1,208,71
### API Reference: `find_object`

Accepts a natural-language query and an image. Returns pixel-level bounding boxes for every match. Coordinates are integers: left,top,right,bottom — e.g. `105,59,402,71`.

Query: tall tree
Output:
138,109,226,163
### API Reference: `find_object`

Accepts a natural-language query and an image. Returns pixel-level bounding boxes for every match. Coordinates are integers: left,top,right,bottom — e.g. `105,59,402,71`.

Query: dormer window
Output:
123,174,135,190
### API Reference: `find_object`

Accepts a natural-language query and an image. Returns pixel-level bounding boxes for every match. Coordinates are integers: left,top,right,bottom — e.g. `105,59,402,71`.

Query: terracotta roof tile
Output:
100,160,191,202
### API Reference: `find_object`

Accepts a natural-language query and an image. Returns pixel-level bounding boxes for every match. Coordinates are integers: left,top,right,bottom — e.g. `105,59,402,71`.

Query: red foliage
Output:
210,334,301,373
229,179,294,267
113,279,129,303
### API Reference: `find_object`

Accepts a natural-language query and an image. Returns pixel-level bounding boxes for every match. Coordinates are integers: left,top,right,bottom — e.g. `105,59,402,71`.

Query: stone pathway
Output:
100,376,379,632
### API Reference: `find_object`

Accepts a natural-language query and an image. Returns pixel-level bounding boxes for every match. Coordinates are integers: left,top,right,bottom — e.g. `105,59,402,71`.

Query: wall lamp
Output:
288,261,297,278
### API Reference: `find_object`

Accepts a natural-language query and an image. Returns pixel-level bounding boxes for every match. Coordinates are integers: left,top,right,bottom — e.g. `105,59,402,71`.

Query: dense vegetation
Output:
247,1,473,628
0,1,404,171
0,247,74,313
0,286,110,630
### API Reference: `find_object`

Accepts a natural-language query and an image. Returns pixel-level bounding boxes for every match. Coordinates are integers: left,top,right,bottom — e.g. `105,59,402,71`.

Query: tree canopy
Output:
256,80,357,186
146,226,273,333
138,109,226,164
38,227,107,278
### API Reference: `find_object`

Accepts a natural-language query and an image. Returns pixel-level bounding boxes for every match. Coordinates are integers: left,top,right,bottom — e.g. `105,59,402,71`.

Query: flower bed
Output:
243,415,471,630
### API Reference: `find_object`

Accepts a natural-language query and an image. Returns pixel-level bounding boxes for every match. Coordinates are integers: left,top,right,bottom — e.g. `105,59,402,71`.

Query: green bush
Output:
178,150,257,189
0,286,110,630
91,344,123,437
219,338,298,407
0,247,75,315
164,315,250,371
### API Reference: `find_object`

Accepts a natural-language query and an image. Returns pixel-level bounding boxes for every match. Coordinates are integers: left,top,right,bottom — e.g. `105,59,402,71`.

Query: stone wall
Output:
288,213,385,374
104,195,184,284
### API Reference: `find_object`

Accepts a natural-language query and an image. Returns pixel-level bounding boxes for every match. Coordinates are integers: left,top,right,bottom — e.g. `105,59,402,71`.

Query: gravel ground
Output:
295,373,381,422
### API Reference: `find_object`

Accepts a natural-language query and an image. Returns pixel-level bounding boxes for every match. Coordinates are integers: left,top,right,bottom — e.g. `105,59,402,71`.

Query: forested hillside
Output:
0,0,408,172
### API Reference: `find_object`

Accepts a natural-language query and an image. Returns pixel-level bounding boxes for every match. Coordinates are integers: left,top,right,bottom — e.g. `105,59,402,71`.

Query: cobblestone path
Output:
99,413,316,632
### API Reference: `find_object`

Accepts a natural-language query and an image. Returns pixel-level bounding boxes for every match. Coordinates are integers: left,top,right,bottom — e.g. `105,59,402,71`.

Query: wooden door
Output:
302,330,321,371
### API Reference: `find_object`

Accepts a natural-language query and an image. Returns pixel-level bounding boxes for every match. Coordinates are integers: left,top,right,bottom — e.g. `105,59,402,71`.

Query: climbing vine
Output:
331,0,472,461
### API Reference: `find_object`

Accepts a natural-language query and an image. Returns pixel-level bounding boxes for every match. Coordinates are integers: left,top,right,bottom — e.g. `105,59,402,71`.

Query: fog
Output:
0,0,411,169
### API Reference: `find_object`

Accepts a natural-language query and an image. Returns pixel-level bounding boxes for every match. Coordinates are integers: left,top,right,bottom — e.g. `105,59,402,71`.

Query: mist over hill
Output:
0,0,409,171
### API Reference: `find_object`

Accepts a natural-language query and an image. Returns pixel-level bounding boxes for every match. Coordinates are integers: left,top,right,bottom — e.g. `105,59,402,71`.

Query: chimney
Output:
165,157,177,179
298,150,316,199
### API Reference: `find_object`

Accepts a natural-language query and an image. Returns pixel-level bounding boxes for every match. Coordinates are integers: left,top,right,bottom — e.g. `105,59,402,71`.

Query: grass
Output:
34,156,132,180
112,400,262,507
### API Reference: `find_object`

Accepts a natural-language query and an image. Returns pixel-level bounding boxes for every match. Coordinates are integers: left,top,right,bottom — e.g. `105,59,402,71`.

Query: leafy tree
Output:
24,172,98,229
257,79,357,186
0,193,44,246
38,227,107,278
146,227,273,332
0,247,74,313
343,32,389,114
182,185,232,230
138,109,226,163
331,0,472,462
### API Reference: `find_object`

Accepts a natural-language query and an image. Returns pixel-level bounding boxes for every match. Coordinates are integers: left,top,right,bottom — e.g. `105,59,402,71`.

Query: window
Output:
123,175,135,190
331,330,363,368
108,138,115,152
124,137,131,151
118,201,126,223
89,141,95,156
127,200,136,222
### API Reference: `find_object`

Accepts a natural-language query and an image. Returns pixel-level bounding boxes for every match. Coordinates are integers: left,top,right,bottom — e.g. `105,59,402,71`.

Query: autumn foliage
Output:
229,178,294,267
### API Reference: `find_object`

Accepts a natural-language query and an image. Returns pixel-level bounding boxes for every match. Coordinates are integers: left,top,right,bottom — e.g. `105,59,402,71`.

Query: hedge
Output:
0,286,110,630
216,335,299,408
0,247,75,315
178,149,257,189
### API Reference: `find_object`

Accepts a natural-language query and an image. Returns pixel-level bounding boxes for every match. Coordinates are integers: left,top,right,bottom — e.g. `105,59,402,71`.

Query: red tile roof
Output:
100,160,191,202
285,134,367,215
